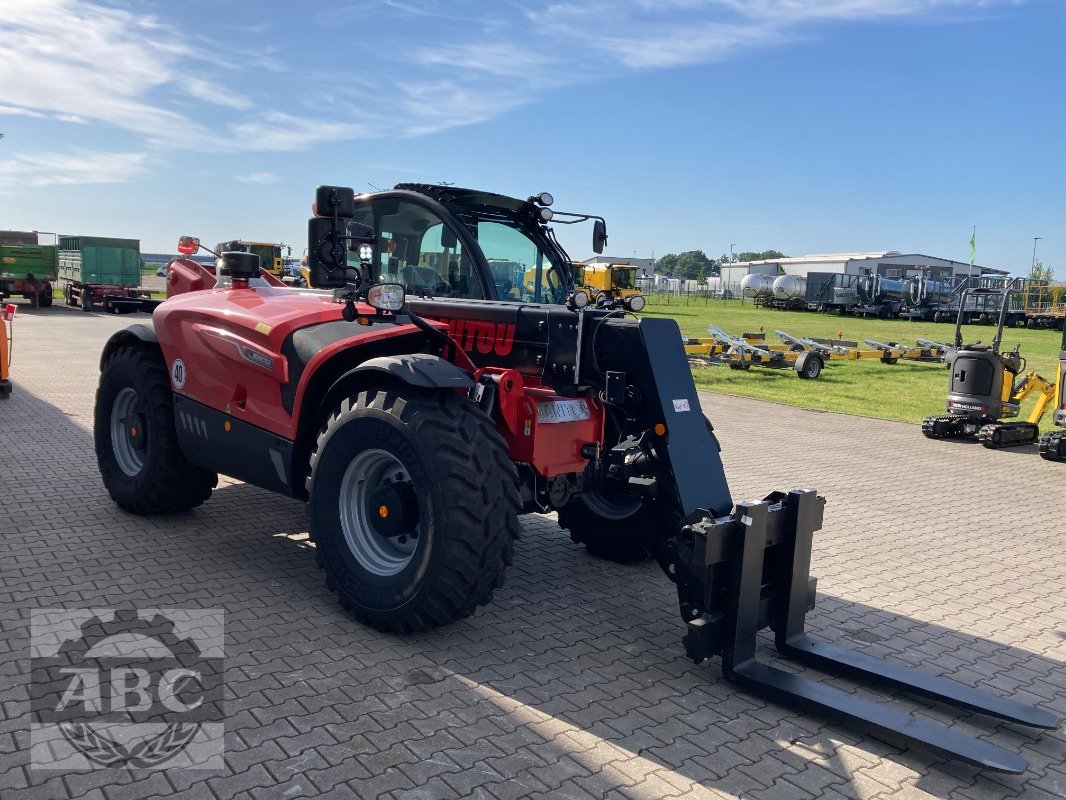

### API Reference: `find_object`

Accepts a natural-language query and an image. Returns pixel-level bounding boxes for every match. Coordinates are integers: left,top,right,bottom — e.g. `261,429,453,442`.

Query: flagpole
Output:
968,226,975,287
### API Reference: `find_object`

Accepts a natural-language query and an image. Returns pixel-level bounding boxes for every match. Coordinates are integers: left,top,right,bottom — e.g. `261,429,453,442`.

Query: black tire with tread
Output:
307,389,521,633
94,346,217,514
557,498,656,563
557,414,710,563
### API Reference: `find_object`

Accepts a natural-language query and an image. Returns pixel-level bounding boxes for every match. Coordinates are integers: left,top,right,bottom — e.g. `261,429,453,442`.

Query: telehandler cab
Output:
923,283,1056,448
94,185,1057,773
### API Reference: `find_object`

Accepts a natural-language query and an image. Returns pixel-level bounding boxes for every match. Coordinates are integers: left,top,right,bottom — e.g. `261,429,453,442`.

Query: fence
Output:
638,279,746,305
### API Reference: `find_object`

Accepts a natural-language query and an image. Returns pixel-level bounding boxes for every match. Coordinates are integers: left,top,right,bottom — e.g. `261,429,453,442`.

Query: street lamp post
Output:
730,243,736,264
1032,237,1042,272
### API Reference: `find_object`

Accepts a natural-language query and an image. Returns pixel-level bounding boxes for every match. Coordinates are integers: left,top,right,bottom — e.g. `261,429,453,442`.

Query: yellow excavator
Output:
1038,326,1066,461
923,284,1056,449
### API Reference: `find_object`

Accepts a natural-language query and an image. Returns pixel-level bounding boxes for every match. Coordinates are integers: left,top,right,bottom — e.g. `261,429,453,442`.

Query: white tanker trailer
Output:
740,273,774,297
772,274,807,301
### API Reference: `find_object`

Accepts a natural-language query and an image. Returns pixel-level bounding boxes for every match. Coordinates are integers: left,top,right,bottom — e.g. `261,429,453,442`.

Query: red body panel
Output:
166,258,288,298
155,282,598,483
477,368,602,477
153,284,427,440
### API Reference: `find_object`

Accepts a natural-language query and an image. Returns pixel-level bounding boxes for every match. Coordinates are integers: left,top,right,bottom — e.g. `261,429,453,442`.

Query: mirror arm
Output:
403,306,456,359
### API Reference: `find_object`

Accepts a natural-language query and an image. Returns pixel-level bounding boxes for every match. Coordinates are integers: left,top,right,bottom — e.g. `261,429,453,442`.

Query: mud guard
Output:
99,324,159,369
353,353,474,391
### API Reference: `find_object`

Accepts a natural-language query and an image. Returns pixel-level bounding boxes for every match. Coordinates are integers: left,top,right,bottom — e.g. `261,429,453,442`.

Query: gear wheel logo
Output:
31,608,224,771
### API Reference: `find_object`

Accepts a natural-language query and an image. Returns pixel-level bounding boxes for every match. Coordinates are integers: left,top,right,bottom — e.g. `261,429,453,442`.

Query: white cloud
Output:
0,150,146,192
237,171,281,184
0,0,1023,167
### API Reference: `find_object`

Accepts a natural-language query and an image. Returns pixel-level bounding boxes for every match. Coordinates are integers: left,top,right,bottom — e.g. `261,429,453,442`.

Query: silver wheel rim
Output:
339,449,420,576
110,387,145,477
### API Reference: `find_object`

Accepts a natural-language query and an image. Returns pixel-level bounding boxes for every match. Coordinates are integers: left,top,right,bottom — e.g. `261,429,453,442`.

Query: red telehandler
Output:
95,185,1057,773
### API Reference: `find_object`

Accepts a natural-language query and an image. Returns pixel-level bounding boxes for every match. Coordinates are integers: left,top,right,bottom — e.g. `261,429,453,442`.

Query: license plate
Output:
536,399,590,423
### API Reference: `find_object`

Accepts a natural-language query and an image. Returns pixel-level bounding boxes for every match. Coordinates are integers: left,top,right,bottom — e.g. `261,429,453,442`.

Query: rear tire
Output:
307,389,520,632
37,285,53,308
94,346,217,514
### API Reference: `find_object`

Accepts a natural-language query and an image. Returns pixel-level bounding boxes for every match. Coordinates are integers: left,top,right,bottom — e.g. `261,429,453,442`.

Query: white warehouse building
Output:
719,252,1007,284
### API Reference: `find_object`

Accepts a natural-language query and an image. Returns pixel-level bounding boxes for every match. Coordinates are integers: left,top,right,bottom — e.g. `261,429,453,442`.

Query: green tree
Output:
735,250,786,262
1029,259,1055,284
655,252,678,277
675,250,715,280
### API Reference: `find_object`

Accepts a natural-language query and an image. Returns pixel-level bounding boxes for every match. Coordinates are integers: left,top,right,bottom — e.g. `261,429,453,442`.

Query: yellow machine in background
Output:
1038,326,1066,462
216,240,288,277
573,262,643,305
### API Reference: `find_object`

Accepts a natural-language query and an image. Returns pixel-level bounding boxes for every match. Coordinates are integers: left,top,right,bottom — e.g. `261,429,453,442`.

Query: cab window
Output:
353,199,485,299
474,221,562,303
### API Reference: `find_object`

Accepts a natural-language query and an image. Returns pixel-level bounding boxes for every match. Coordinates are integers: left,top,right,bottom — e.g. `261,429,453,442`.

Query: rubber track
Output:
977,422,1040,449
1038,431,1066,462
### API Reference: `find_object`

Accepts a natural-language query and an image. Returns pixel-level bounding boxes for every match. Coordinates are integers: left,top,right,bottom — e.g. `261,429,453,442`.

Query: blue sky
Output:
0,0,1062,274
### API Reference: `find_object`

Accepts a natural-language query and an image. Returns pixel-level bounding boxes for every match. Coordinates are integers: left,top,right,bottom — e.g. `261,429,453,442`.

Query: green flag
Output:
969,231,975,265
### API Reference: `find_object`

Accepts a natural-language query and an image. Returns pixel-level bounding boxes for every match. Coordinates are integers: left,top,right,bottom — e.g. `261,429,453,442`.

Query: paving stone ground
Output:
1,303,1064,800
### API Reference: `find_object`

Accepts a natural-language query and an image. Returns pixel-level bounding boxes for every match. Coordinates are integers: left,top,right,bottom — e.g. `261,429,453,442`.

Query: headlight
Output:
538,207,554,222
625,294,646,312
535,192,554,206
358,243,374,262
568,289,590,310
366,282,405,312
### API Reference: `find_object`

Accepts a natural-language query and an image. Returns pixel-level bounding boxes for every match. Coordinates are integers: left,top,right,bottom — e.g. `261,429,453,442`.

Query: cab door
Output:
352,196,488,300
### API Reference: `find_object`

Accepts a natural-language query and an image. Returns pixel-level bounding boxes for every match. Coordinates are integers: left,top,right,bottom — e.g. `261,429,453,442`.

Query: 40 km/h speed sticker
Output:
171,359,187,389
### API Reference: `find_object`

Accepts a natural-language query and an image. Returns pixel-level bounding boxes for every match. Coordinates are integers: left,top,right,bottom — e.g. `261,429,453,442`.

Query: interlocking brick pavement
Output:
0,305,1063,799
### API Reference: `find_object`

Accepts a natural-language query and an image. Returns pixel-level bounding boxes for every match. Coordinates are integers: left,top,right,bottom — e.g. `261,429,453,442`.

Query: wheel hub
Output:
110,387,147,477
339,450,423,576
366,481,418,539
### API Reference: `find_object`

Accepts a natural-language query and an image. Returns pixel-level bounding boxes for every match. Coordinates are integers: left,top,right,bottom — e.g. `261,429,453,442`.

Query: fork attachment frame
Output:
675,489,1057,774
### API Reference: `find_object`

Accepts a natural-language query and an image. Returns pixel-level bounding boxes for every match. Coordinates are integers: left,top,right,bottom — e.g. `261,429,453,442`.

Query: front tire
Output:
557,487,656,563
94,346,217,514
308,389,520,632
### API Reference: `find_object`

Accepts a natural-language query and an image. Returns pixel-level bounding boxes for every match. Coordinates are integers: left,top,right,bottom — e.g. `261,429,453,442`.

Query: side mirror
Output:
593,220,607,255
314,185,356,219
177,236,200,255
306,217,348,289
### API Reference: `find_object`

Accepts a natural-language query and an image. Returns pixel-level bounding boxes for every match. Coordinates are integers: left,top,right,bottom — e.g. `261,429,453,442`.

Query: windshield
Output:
472,220,565,304
613,267,637,289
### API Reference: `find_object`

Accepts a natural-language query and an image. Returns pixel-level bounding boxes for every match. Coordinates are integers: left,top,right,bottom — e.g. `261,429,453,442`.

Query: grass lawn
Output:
642,297,1064,432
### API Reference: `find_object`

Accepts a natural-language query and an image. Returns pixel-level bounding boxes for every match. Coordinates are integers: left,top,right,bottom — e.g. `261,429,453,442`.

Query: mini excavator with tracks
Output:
924,283,1056,449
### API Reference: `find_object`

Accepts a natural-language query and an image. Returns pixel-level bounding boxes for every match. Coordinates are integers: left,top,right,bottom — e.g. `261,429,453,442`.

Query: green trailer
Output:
58,235,150,312
0,231,57,308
